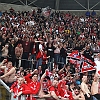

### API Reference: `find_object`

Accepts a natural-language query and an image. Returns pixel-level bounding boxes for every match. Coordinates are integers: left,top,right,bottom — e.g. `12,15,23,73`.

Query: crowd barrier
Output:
0,55,66,71
0,79,55,100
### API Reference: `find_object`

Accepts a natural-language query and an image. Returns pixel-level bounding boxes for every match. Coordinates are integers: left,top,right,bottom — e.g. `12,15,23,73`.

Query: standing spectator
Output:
21,37,31,69
15,43,23,68
85,10,90,17
1,44,9,61
46,42,55,71
91,10,96,17
30,40,36,69
54,44,60,70
0,10,2,18
82,45,94,61
9,7,15,14
41,80,60,99
42,49,50,74
10,76,31,100
39,71,52,98
60,43,68,68
8,39,16,66
36,49,43,69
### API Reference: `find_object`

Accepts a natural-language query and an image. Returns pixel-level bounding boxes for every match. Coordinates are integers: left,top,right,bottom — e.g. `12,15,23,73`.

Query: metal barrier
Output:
0,79,55,100
0,79,10,92
0,79,11,100
0,55,66,71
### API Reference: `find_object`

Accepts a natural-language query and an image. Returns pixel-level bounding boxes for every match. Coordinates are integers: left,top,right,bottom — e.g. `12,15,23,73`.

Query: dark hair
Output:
30,73,38,79
45,76,50,80
65,63,70,68
74,85,81,90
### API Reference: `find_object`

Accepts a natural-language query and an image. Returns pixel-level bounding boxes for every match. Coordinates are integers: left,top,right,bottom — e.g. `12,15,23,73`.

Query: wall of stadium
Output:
0,3,37,12
0,3,100,16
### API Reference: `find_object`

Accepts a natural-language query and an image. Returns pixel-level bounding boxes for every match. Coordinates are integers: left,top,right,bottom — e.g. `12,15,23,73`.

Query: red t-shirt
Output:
27,81,40,95
49,86,60,96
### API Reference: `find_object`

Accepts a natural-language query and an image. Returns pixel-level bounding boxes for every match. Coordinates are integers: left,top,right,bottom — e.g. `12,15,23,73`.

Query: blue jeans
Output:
48,57,54,71
54,53,60,65
60,57,66,68
29,54,36,69
36,58,42,69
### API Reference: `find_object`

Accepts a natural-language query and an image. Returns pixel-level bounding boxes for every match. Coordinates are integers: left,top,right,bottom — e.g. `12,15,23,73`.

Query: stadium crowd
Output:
0,7,100,100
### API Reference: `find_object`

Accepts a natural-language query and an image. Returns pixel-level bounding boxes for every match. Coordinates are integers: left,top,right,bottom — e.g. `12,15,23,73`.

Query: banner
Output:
68,50,81,64
42,6,52,17
80,55,96,73
68,50,96,73
81,62,96,73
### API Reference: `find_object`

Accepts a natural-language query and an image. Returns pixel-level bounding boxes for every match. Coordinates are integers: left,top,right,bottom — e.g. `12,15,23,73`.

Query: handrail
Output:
0,79,54,100
0,79,10,92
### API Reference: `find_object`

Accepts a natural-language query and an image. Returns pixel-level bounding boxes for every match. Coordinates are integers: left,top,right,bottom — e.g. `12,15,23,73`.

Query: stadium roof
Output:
0,0,100,10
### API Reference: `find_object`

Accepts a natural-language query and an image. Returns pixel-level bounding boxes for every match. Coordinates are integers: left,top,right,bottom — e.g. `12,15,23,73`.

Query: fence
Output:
0,55,67,71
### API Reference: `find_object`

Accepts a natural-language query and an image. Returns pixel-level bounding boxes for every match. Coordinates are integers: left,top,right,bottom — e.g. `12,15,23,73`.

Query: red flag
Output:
68,50,81,64
80,55,96,73
68,51,96,73
81,62,96,73
46,69,52,77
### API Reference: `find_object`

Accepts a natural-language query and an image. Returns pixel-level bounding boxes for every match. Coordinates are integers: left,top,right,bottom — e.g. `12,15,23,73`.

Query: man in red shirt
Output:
39,70,52,97
24,69,38,84
40,80,61,100
10,77,31,100
27,73,41,100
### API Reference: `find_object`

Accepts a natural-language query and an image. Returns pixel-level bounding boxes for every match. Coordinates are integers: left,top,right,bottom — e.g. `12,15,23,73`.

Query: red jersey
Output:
49,86,60,97
42,80,52,93
27,81,40,95
42,52,47,64
10,81,32,98
58,80,74,100
36,51,43,60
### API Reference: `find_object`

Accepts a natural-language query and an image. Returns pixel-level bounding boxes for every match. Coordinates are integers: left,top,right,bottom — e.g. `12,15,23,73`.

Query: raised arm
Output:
0,59,7,69
0,67,15,79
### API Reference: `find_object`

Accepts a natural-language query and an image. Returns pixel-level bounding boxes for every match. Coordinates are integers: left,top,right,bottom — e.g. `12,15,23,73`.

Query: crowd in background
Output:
0,7,100,100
